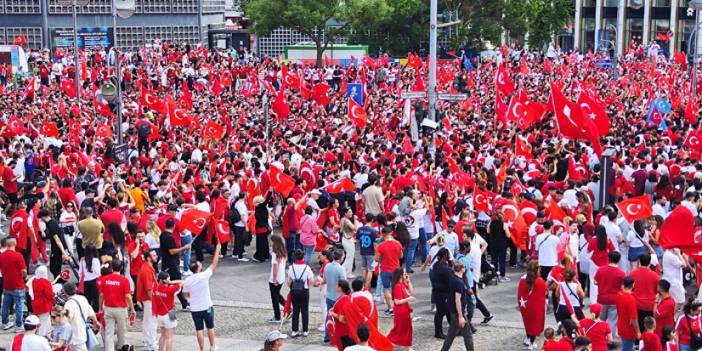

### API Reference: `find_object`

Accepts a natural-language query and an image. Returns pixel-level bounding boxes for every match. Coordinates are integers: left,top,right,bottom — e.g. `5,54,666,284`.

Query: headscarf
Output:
27,265,49,299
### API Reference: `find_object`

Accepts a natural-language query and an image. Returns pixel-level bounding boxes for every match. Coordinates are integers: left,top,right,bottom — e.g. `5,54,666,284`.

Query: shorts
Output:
627,246,647,262
361,255,374,269
380,271,393,290
191,307,215,331
157,314,178,329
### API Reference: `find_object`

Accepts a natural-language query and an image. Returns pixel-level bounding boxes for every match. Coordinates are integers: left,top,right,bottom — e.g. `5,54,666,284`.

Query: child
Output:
541,327,557,350
661,326,678,351
639,316,662,351
48,305,73,351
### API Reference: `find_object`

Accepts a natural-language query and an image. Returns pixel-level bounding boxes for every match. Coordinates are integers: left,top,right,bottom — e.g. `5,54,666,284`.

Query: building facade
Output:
573,0,696,57
0,0,225,51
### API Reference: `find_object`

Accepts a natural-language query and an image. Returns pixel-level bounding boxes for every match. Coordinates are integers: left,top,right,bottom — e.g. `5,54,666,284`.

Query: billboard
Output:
50,27,113,52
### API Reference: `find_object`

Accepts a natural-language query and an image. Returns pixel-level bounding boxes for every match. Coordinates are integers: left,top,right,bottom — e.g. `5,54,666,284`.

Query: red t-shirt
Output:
136,263,155,303
377,239,402,273
100,209,125,242
128,241,149,277
587,238,615,266
99,273,131,308
594,265,626,305
616,291,639,339
3,167,16,193
579,318,611,351
656,296,676,337
676,315,701,345
640,331,662,351
0,250,26,289
31,278,54,315
152,283,180,316
631,267,660,311
542,339,574,351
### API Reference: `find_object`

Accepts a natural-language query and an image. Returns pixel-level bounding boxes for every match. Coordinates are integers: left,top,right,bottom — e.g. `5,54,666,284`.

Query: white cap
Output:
266,330,287,342
24,314,40,326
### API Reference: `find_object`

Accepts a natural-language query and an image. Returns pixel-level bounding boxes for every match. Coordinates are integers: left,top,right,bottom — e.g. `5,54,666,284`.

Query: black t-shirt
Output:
555,158,569,181
432,261,452,295
47,219,66,254
448,274,468,316
159,231,178,269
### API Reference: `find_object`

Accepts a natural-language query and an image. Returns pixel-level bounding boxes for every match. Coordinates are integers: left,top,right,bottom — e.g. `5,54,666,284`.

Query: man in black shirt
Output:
441,261,474,351
432,247,452,339
159,217,191,309
38,209,69,280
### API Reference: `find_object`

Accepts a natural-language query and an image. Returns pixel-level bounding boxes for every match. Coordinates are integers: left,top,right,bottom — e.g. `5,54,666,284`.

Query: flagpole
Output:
263,93,270,164
428,0,438,159
112,0,125,163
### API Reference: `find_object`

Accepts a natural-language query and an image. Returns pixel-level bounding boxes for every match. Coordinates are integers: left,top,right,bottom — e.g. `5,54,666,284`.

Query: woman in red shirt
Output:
31,265,56,337
675,299,702,351
153,271,183,351
587,225,615,302
387,268,415,350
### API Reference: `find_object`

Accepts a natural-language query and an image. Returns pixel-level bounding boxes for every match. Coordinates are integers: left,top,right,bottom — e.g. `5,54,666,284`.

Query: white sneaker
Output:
290,331,301,338
302,331,309,337
317,325,325,332
523,337,530,346
2,322,12,330
238,257,250,262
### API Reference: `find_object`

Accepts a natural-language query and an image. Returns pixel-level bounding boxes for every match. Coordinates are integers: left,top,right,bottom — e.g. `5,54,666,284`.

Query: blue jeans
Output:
679,344,692,351
180,233,193,273
2,289,24,327
621,339,635,351
303,245,315,265
405,238,418,271
286,232,300,264
418,228,429,263
324,298,336,343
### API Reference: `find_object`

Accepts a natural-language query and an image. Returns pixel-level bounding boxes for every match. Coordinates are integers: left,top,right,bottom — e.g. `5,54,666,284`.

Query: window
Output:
650,19,670,41
653,0,671,6
604,0,619,7
581,18,596,51
583,0,596,6
626,18,644,47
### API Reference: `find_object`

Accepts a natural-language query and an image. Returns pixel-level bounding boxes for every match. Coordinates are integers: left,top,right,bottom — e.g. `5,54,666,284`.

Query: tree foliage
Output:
347,0,427,56
507,0,574,50
246,0,391,66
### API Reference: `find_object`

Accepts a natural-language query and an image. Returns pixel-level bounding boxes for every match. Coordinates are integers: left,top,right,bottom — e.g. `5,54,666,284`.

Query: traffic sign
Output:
438,93,468,101
401,91,427,99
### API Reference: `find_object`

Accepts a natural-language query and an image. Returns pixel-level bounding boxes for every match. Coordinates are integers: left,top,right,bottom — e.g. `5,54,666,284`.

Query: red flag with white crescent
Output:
615,195,653,224
179,208,212,235
348,98,368,128
270,166,296,198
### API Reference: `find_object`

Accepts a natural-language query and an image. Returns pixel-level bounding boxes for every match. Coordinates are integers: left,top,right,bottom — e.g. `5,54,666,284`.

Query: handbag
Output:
70,297,100,350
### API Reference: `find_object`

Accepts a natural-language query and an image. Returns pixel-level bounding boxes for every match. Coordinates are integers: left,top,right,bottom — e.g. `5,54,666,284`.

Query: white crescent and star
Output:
144,93,156,105
192,217,206,229
626,204,641,216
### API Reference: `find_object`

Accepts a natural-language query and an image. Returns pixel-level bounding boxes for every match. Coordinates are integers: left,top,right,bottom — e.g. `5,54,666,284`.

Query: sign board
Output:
438,93,468,101
50,27,113,53
57,0,89,6
421,118,439,129
114,144,128,163
346,83,363,106
401,91,427,99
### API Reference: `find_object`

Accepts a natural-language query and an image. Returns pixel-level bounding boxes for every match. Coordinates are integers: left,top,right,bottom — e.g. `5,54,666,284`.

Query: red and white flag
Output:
179,208,212,235
348,98,368,128
616,195,653,223
270,166,296,198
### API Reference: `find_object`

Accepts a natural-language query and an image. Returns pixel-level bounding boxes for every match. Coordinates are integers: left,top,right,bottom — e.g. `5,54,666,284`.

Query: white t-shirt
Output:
626,230,649,249
183,268,214,312
11,333,51,351
662,250,683,285
535,233,559,267
78,258,101,282
468,234,486,280
64,295,95,345
269,252,287,284
404,208,427,240
287,263,314,289
428,244,454,266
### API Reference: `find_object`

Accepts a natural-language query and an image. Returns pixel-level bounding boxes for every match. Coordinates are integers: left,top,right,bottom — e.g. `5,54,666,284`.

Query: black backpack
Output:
229,203,242,226
291,266,307,291
137,123,150,138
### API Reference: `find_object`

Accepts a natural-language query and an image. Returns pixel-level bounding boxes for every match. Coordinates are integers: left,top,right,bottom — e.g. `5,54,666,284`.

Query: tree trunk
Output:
316,43,324,68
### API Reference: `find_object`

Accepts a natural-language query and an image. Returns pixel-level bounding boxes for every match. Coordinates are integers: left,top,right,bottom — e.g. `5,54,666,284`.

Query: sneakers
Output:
523,337,531,346
317,325,325,332
2,323,13,330
251,257,262,263
290,331,301,338
500,276,511,282
237,256,250,262
481,315,494,324
14,326,23,333
267,318,281,324
383,309,394,316
373,295,382,302
302,331,309,337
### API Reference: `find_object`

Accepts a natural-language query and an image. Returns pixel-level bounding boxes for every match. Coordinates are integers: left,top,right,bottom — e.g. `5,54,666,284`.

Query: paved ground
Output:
0,241,551,350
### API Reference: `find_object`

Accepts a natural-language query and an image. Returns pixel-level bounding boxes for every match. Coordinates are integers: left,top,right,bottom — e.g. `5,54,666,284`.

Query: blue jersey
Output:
357,225,378,256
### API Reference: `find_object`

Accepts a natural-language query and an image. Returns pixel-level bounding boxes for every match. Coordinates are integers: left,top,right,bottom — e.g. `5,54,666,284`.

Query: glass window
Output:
626,18,644,48
653,0,671,6
650,19,670,42
582,18,596,51
679,19,695,54
604,0,619,6
583,0,596,6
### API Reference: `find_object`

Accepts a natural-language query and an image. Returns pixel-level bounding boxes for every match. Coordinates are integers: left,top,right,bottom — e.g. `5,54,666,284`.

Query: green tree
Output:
347,0,426,56
502,0,530,39
246,0,391,66
524,0,573,50
458,0,505,49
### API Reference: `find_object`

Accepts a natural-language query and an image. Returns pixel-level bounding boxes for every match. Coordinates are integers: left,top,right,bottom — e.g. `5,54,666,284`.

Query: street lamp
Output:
690,1,702,97
57,0,88,100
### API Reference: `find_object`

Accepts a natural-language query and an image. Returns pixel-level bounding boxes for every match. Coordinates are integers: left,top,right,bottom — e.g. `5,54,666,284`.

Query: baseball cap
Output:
310,189,322,196
589,303,602,316
266,330,288,342
24,314,40,326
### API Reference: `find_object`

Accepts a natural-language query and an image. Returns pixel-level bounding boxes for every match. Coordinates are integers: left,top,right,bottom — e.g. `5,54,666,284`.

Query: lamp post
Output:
690,1,702,97
428,0,438,158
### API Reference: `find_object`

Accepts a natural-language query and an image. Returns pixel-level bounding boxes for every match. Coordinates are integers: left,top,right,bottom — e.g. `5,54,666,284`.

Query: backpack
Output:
291,265,307,291
137,123,150,138
229,203,241,226
394,221,410,247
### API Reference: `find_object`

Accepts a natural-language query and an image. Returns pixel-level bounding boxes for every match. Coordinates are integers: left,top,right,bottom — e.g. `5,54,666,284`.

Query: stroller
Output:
479,255,498,288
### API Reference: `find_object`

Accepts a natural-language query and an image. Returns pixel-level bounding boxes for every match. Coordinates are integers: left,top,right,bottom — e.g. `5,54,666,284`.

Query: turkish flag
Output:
517,276,546,337
550,83,585,139
473,188,490,213
515,135,532,159
270,166,296,197
178,80,192,109
510,177,526,198
40,121,59,138
659,206,697,249
96,123,112,138
348,98,368,128
271,88,290,120
520,201,539,226
577,91,610,136
179,208,212,235
61,79,77,98
616,195,653,223
220,74,232,88
167,95,191,127
312,83,330,105
407,52,422,69
300,83,312,100
282,66,300,89
141,89,168,114
213,218,231,244
495,92,509,124
7,115,24,136
495,64,514,95
684,130,702,152
203,120,225,140
324,178,356,194
211,77,224,96
504,203,528,251
685,95,698,124
547,199,567,223
12,34,25,46
94,98,113,117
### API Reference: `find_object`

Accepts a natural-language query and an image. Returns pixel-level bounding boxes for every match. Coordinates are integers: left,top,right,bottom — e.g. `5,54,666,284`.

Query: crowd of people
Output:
0,36,700,351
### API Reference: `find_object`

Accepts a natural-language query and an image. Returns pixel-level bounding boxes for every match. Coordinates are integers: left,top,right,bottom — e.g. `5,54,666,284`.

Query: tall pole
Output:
72,0,80,100
694,10,700,98
112,0,125,161
428,0,438,158
263,93,270,163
